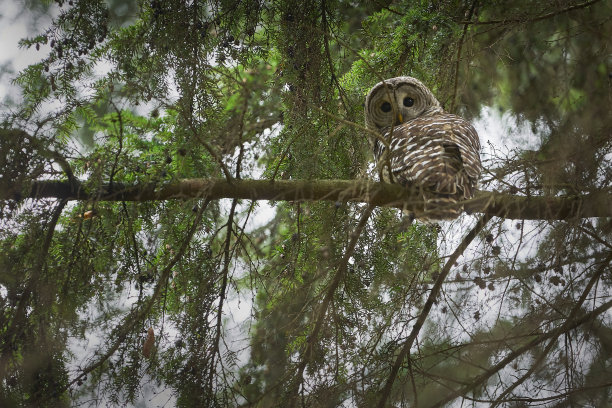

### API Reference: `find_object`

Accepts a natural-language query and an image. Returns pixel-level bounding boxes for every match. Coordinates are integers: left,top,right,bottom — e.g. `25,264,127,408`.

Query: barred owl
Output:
364,76,482,220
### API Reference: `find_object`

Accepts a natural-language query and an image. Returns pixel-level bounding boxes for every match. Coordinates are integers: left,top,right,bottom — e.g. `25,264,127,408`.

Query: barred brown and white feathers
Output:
364,76,482,220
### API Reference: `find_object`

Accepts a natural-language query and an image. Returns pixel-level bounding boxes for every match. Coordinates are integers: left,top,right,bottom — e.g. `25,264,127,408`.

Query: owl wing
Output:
375,113,482,199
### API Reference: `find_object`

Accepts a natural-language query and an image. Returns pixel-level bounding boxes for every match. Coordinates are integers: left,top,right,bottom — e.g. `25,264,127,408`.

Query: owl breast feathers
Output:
365,76,482,220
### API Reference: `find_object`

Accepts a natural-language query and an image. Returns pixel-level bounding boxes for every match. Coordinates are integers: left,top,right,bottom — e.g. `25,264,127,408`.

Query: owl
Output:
364,76,482,220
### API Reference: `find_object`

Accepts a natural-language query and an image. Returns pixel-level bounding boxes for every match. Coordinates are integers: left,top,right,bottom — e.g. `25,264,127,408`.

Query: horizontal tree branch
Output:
5,178,612,220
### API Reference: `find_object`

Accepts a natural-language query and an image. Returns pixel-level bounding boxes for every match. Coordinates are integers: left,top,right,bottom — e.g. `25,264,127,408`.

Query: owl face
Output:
365,76,441,131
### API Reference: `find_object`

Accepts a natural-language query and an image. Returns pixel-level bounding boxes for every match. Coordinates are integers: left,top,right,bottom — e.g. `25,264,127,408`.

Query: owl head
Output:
364,76,442,131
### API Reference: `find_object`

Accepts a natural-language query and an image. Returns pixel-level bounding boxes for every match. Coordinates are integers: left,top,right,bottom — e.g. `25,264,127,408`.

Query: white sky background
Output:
0,1,54,103
0,2,549,406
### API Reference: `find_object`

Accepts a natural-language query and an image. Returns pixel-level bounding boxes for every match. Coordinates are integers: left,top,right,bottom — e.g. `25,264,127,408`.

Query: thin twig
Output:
289,204,376,406
0,199,67,373
464,380,612,404
65,199,210,389
450,1,477,112
431,251,612,407
321,0,350,113
490,250,612,407
310,104,389,149
108,100,124,190
458,0,602,25
179,104,234,182
376,213,492,408
209,198,238,395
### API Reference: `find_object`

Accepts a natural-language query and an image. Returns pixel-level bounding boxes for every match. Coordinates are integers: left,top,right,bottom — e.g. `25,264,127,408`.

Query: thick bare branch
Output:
9,178,612,220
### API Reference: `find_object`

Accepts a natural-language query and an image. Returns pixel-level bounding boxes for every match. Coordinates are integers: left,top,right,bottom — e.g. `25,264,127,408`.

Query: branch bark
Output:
7,178,612,220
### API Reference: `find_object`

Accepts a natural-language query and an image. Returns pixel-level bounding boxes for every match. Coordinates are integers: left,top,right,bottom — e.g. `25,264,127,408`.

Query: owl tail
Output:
421,191,463,220
418,157,469,220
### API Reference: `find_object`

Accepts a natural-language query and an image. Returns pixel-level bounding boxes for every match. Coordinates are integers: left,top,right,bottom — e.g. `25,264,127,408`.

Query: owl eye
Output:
380,102,392,113
403,97,414,107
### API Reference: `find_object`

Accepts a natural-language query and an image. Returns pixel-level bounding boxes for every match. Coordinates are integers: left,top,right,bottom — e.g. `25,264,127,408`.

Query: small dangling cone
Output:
77,209,98,220
143,327,155,359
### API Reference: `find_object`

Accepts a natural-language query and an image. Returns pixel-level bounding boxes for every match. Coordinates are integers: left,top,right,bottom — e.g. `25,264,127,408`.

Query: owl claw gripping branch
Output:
365,76,482,220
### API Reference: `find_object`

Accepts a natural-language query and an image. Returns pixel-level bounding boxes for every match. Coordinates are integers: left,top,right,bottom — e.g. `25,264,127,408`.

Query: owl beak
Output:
394,113,403,126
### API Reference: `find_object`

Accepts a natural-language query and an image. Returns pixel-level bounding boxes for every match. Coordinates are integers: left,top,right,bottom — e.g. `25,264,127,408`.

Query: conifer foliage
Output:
1,1,611,406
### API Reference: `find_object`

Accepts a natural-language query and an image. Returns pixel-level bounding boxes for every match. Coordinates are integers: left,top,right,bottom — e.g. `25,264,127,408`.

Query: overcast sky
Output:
0,1,51,102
